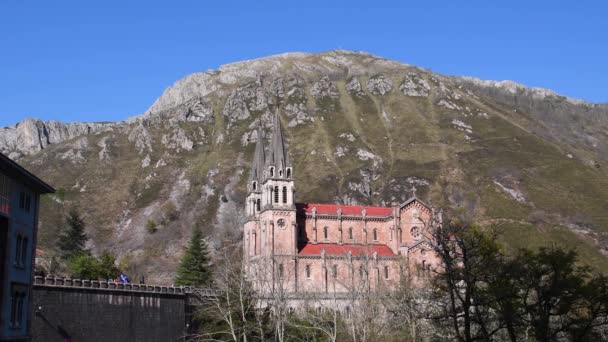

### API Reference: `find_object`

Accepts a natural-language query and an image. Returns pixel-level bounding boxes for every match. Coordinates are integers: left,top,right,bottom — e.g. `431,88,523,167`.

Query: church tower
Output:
245,125,265,218
261,110,295,209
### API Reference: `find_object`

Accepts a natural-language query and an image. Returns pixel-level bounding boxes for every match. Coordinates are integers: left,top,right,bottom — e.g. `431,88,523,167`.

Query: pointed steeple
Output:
249,124,266,185
268,109,290,171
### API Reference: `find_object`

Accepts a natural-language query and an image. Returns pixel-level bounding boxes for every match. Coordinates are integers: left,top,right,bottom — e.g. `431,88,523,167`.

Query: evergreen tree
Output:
57,208,88,260
175,226,212,287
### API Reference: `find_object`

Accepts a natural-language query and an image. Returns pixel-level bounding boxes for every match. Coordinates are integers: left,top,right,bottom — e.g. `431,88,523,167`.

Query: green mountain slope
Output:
5,50,607,283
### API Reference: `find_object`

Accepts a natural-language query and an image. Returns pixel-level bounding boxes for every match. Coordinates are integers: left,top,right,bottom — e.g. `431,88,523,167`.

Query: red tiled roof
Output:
298,243,395,257
296,203,392,216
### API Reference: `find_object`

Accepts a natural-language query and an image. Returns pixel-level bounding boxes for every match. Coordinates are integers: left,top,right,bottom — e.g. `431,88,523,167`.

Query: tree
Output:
57,208,88,260
68,251,119,280
175,226,212,287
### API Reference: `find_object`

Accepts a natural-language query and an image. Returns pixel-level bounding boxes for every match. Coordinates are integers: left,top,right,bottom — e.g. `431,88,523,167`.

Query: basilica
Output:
243,112,441,297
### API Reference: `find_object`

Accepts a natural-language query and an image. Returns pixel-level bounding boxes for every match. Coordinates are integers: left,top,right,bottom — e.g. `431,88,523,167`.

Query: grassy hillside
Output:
12,51,607,283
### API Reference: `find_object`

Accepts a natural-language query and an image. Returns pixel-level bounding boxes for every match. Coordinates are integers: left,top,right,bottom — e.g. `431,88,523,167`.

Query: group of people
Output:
107,273,130,284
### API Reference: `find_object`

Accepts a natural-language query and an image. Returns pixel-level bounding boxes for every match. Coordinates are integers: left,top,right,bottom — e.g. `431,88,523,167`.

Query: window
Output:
252,181,257,191
270,167,274,177
256,199,261,211
359,265,365,277
279,170,283,177
306,265,311,279
332,265,337,278
15,235,23,267
0,174,10,214
323,227,328,240
278,263,284,278
18,192,31,212
282,186,287,204
274,186,279,203
20,237,27,266
286,168,291,178
384,266,389,279
373,228,378,241
411,226,420,239
9,284,26,328
348,227,353,240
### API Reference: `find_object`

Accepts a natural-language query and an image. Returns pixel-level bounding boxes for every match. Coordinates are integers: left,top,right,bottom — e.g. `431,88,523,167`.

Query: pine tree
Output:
57,208,88,260
175,226,212,287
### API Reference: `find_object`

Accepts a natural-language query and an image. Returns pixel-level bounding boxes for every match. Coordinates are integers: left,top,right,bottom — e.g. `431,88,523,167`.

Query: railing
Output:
33,276,204,295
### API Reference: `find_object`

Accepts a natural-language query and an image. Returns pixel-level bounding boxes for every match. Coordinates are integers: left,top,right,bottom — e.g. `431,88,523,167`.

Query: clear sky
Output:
1,0,606,127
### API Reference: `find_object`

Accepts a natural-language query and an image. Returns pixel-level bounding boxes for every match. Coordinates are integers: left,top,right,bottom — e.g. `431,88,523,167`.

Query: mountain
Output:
2,50,607,284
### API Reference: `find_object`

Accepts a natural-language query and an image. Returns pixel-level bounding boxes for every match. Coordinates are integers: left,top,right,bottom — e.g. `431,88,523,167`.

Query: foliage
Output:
430,217,608,341
57,208,88,260
175,226,212,287
146,219,158,234
69,251,119,280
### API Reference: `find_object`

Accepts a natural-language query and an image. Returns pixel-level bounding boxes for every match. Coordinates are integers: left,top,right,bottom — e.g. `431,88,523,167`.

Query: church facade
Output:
243,112,441,298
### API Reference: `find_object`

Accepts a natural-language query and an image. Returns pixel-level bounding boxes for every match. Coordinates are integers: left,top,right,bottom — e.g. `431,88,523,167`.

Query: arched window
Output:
256,199,260,211
286,168,291,178
373,228,378,241
279,170,283,177
274,186,279,203
306,264,311,278
282,186,287,204
332,265,338,278
278,263,284,278
384,266,389,279
348,227,353,240
270,167,274,177
252,181,257,191
359,265,364,277
323,226,328,240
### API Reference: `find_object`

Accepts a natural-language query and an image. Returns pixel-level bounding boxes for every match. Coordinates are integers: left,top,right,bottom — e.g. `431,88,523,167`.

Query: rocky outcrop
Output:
345,77,364,97
400,72,431,97
0,118,114,159
366,74,393,95
222,83,268,124
311,76,339,99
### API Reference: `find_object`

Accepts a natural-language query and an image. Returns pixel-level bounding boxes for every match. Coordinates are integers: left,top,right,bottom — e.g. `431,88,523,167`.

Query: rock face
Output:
366,74,393,95
4,50,608,283
0,118,114,158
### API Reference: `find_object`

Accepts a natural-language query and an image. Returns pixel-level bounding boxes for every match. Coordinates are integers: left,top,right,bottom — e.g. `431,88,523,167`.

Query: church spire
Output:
249,124,265,186
268,109,290,171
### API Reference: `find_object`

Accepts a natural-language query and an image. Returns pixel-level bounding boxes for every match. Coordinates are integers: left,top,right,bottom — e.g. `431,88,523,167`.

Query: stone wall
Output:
30,276,199,342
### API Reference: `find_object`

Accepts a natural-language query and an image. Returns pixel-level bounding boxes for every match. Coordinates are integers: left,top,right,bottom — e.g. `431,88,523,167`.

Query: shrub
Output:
146,219,158,234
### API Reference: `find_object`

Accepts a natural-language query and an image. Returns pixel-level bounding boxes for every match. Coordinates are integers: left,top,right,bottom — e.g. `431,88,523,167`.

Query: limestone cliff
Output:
2,50,607,284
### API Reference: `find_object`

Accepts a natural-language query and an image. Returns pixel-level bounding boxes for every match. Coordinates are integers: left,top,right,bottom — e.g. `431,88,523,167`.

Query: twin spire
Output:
249,110,291,185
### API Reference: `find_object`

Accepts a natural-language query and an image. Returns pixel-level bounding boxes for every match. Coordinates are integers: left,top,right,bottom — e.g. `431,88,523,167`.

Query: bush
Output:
69,251,120,280
146,219,158,234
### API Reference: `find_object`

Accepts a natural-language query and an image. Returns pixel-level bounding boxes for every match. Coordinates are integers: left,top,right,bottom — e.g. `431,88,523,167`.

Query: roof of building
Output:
267,109,290,169
296,203,392,216
0,152,55,193
249,124,266,183
298,243,395,257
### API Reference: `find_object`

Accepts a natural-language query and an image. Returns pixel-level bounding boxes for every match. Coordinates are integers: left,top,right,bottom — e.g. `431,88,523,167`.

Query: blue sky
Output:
1,1,606,127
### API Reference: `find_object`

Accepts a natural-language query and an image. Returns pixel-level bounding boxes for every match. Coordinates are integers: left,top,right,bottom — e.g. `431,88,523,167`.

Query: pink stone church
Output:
243,112,441,297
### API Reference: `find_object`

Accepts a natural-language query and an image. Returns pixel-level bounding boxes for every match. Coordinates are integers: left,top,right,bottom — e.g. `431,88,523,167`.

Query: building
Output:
0,153,54,341
243,112,441,302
